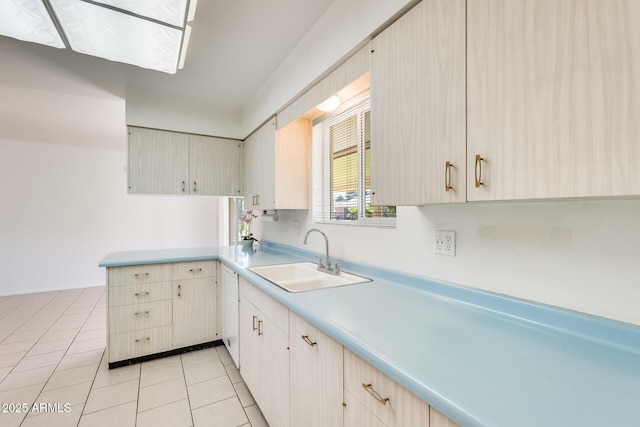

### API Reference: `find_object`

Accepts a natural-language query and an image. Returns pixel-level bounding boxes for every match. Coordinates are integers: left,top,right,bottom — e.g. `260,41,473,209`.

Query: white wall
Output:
0,138,221,296
261,199,640,326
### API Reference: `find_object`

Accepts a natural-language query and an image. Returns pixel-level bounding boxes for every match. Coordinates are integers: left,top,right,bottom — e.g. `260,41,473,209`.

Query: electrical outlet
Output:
434,230,456,256
293,221,300,235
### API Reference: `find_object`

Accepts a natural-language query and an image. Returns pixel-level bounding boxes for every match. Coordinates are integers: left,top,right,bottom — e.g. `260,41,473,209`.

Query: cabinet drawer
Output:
344,348,397,425
239,277,288,334
109,300,172,333
109,282,172,307
109,325,173,362
172,260,216,280
344,388,387,427
108,264,172,286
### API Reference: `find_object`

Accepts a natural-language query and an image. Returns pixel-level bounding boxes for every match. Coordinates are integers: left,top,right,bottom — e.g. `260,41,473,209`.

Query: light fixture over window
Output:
316,95,341,112
0,0,197,74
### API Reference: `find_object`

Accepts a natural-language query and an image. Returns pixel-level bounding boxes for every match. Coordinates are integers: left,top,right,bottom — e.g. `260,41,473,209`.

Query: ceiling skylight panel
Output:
0,0,65,48
90,0,189,27
50,0,183,74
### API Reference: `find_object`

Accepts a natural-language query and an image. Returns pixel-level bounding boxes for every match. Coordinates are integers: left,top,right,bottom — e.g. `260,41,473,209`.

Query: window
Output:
312,93,396,226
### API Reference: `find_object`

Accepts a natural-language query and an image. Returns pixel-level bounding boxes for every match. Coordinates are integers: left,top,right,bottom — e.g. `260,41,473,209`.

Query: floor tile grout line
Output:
180,353,196,427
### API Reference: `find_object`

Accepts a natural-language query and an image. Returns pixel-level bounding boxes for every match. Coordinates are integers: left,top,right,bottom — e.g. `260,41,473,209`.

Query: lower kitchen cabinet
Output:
172,277,216,348
106,260,219,366
344,348,458,427
290,311,344,427
344,388,386,427
239,278,289,427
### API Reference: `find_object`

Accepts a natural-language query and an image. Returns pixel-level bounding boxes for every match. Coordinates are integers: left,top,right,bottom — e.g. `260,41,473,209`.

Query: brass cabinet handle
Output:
134,310,149,316
134,273,149,278
193,181,197,193
134,292,150,297
362,383,390,406
178,284,181,297
301,335,317,347
445,161,453,192
189,268,203,273
474,154,484,188
252,315,258,331
182,180,186,192
135,337,150,343
255,195,260,206
258,320,263,336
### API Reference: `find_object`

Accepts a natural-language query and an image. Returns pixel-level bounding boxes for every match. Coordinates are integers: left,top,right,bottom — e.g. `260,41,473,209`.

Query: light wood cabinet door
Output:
259,315,289,427
274,119,311,209
244,118,276,209
128,127,189,195
344,388,387,427
371,0,466,205
239,295,261,402
290,312,343,427
172,277,216,348
430,407,460,427
189,134,242,197
467,0,640,201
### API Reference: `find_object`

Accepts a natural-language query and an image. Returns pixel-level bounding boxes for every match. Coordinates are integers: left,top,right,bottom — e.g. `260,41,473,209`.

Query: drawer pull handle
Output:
135,337,150,343
362,383,390,406
301,335,317,347
445,161,453,192
189,268,203,273
474,154,484,188
134,310,150,316
252,316,258,331
193,181,197,193
178,284,181,297
134,292,150,297
182,180,186,192
258,320,263,336
134,273,149,278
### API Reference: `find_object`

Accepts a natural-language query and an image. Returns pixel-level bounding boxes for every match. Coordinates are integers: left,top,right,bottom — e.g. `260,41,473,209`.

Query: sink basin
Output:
248,262,371,292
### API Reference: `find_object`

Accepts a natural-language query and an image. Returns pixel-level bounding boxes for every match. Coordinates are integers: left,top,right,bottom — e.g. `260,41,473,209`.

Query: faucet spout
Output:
303,228,338,275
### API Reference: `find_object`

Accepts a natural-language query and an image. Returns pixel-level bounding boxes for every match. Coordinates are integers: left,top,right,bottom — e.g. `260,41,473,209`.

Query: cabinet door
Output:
371,0,466,205
239,295,260,402
290,312,343,427
274,119,311,209
189,134,242,196
128,126,189,195
467,0,640,201
243,118,276,209
172,278,216,348
344,388,387,427
259,315,289,427
430,407,460,427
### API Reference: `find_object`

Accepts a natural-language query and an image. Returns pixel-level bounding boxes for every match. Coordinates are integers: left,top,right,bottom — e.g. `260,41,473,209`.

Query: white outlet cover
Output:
434,230,456,256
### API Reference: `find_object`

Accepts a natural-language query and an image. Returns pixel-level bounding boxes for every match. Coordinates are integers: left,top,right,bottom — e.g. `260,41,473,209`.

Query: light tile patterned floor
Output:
0,287,267,427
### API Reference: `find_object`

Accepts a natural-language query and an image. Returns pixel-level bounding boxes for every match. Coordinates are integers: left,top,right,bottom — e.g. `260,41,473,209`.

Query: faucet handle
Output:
315,256,325,268
333,261,342,275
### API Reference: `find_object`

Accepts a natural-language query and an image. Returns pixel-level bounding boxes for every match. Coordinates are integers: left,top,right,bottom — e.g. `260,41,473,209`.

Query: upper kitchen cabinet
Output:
128,126,242,196
467,0,640,201
244,118,311,209
370,0,466,205
129,127,189,195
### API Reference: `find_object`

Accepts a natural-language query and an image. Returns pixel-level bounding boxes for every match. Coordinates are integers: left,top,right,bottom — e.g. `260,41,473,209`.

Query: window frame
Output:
312,92,396,227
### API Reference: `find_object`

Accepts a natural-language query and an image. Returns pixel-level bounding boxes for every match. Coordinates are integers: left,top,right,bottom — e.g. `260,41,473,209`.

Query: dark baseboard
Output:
108,340,223,369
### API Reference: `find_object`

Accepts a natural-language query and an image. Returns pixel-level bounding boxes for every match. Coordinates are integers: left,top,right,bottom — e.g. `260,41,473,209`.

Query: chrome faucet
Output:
303,228,341,275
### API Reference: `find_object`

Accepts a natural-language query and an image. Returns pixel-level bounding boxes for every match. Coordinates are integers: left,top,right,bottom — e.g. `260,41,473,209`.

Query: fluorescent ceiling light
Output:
317,95,341,112
0,0,65,48
187,0,197,22
178,24,191,70
0,0,195,74
91,0,188,27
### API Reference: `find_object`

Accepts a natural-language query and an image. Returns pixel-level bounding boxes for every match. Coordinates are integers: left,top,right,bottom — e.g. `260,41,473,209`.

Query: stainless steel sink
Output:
248,262,371,292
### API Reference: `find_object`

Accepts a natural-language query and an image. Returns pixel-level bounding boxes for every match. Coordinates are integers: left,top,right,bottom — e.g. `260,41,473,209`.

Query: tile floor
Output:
0,287,267,427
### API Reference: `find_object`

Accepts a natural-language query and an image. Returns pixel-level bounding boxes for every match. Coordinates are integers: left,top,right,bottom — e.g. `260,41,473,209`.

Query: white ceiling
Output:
0,0,336,134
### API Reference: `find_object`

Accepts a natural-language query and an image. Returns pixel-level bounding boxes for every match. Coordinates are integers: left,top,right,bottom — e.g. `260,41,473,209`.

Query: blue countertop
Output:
100,243,640,427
